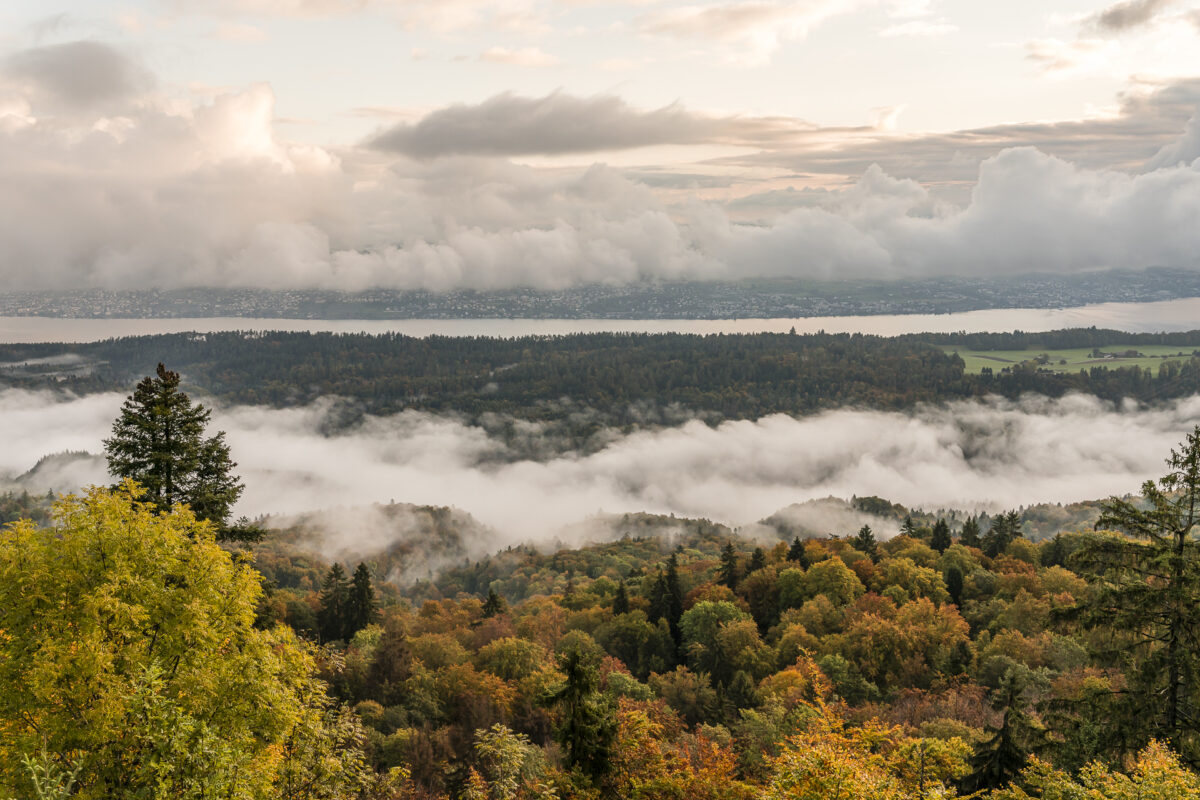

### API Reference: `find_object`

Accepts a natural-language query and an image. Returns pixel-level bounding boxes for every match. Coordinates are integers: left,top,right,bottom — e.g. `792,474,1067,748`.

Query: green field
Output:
938,344,1200,374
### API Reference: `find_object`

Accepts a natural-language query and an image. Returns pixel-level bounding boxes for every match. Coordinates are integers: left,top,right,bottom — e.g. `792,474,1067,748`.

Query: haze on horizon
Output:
1,0,1199,292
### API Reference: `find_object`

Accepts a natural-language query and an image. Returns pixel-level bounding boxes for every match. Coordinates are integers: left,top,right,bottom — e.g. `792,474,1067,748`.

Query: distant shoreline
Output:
4,296,1200,343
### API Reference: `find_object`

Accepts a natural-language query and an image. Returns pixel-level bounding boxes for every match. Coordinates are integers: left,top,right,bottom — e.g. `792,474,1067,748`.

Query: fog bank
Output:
1,389,1197,547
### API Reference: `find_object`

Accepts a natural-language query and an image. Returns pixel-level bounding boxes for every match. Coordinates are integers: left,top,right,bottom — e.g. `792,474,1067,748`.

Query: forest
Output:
3,329,1200,435
4,350,1200,799
4,426,1200,798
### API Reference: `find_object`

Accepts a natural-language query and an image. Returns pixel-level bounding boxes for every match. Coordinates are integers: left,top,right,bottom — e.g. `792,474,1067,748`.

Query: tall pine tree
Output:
104,363,249,540
316,563,350,643
345,562,378,638
1074,425,1200,763
930,518,952,554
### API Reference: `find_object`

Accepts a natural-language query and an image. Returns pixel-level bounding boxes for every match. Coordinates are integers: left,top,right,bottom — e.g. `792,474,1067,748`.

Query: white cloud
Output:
479,46,560,66
636,0,867,65
879,19,956,37
4,390,1200,548
1025,37,1120,78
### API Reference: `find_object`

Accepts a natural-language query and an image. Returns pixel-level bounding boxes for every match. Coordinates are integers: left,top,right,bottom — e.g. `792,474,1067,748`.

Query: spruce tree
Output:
930,518,952,554
786,536,810,567
960,672,1038,794
901,515,917,537
960,516,982,548
482,587,506,618
852,524,879,562
717,542,740,589
551,645,616,781
664,554,684,643
748,547,767,574
945,565,964,607
316,563,350,643
612,580,630,615
345,562,378,638
1074,426,1200,762
104,363,249,540
983,511,1023,558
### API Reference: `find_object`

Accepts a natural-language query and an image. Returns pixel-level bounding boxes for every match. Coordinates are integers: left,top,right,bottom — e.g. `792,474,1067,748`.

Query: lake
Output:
1,297,1200,343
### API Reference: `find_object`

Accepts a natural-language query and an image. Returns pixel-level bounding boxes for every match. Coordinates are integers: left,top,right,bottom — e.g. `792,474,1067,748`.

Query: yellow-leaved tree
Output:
0,483,367,800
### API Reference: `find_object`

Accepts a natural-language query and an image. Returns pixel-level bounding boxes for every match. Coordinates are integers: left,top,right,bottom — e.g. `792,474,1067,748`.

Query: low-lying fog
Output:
2,388,1197,546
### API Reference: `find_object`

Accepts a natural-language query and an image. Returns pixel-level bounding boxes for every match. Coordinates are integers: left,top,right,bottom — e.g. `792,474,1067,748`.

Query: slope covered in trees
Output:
205,428,1200,799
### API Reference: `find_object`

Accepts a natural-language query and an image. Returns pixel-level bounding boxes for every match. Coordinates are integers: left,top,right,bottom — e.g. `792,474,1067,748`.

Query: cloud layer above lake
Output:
0,38,1199,292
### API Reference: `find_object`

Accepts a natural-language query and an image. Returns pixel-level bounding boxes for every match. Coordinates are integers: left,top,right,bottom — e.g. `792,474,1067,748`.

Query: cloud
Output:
721,78,1200,182
878,19,956,37
4,389,1200,548
367,91,803,157
1146,110,1200,168
1025,37,1118,77
2,41,153,112
1092,0,1180,32
2,57,1200,292
479,46,559,67
636,0,866,65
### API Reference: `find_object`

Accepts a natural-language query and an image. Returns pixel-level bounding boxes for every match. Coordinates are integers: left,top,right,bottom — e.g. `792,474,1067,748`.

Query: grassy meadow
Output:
938,343,1200,374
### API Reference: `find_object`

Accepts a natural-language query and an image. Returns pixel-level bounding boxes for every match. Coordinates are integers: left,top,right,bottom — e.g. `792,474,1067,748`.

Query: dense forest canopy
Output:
3,329,1200,432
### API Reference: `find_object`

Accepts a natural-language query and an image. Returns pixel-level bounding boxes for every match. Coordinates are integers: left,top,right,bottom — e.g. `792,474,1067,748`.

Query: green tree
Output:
749,547,768,574
718,541,741,589
961,671,1039,794
931,518,952,555
983,511,1023,558
103,363,251,540
787,537,811,568
345,562,378,638
317,563,350,643
482,587,507,618
1073,425,1200,763
0,484,364,799
945,565,965,607
960,516,981,548
852,525,879,562
612,579,630,615
550,643,615,782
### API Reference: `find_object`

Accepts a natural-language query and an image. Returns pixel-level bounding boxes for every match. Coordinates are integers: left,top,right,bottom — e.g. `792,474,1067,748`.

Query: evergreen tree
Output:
104,363,250,540
664,554,684,643
726,669,761,714
1041,533,1068,567
930,518,952,554
316,563,350,643
983,511,1023,558
345,563,377,638
960,516,982,548
717,542,740,589
550,645,615,781
612,580,630,615
960,671,1039,794
901,515,917,537
748,547,767,574
648,568,670,623
1073,426,1200,762
945,565,964,607
852,524,879,562
786,536,810,568
482,587,506,618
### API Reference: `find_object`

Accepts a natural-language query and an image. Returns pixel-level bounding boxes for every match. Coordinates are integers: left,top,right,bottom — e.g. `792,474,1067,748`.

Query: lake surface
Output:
1,297,1199,343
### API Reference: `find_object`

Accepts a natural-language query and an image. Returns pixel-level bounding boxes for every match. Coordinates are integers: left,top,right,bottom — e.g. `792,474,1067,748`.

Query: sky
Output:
1,0,1199,291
